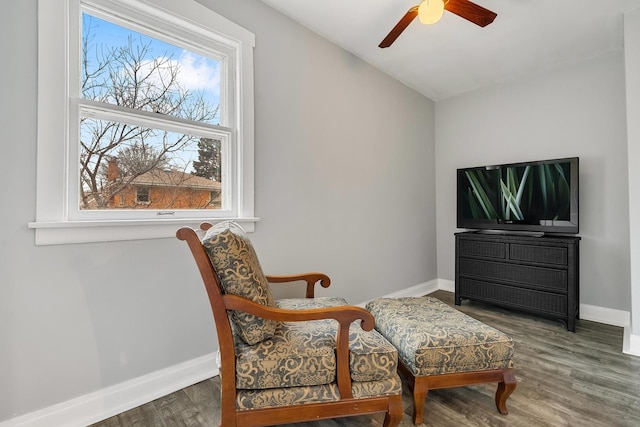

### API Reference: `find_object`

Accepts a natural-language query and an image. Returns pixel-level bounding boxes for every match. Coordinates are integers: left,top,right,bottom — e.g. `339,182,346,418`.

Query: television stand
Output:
455,231,580,331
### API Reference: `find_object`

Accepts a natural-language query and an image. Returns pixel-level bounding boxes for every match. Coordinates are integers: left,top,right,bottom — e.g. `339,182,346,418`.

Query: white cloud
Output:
175,51,220,95
135,51,221,102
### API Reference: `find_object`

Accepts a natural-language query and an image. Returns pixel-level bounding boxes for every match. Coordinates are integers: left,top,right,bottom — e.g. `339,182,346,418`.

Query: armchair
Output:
177,221,403,427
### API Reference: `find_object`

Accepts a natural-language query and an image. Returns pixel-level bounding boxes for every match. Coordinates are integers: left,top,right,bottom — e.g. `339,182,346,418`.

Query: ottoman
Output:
366,297,516,425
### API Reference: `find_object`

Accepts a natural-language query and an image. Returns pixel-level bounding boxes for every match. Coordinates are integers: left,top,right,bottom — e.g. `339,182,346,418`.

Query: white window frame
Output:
30,0,257,245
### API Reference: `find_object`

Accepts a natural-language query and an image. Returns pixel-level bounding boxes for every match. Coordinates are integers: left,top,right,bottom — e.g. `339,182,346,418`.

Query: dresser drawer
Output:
458,258,567,292
457,239,506,259
458,278,568,316
509,244,568,266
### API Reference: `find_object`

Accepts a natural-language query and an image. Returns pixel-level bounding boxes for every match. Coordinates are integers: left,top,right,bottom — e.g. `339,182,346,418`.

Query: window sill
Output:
28,217,259,245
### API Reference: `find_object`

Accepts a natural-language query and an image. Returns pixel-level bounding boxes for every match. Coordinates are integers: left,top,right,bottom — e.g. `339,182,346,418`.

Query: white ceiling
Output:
261,0,640,101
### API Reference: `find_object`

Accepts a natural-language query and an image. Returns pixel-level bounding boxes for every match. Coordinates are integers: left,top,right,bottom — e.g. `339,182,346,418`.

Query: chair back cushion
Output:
202,221,277,345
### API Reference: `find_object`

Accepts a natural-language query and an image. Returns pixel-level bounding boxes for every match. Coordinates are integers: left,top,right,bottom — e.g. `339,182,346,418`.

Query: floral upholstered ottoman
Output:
366,297,517,425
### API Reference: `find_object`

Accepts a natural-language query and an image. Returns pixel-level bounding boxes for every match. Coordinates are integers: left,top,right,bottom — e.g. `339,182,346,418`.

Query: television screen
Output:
457,157,579,234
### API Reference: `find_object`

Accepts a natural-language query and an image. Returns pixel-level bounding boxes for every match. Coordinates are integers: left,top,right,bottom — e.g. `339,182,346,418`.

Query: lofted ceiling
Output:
261,0,640,101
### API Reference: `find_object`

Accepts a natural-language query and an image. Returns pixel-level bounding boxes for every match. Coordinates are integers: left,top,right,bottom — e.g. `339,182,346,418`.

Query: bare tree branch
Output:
79,16,219,210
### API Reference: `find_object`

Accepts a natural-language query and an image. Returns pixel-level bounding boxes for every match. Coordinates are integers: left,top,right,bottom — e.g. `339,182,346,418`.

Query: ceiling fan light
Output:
418,0,445,25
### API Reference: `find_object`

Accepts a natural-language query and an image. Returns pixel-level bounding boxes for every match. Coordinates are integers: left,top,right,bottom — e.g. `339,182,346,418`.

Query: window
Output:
136,187,150,204
31,0,256,245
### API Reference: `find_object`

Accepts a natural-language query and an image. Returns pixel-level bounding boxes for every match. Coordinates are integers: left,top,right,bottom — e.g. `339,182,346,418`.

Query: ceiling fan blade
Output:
379,6,419,48
445,0,497,27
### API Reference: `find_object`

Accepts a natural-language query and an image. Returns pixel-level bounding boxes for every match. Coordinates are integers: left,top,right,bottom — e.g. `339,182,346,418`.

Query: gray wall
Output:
0,0,436,421
435,53,631,311
197,0,438,299
625,8,640,350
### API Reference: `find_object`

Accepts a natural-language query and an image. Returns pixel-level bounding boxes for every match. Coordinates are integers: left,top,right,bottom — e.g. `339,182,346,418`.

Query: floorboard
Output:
90,291,640,426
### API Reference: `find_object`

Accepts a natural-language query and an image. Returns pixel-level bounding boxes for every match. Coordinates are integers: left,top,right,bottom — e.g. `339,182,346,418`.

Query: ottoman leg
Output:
495,368,517,415
399,361,428,425
411,376,429,425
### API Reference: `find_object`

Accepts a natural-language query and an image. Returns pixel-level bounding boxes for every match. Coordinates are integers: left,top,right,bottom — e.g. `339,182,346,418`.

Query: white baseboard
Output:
0,353,218,427
580,304,630,327
437,279,455,293
355,279,440,307
623,329,640,356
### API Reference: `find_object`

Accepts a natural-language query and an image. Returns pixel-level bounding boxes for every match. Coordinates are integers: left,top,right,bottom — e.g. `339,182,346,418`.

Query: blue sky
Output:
81,12,221,117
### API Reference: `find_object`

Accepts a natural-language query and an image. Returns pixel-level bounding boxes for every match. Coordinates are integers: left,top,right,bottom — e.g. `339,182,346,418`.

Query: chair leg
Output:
383,394,404,427
495,368,517,415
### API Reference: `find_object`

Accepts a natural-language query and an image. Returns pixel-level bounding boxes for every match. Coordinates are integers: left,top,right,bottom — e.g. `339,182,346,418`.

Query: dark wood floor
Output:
91,291,640,426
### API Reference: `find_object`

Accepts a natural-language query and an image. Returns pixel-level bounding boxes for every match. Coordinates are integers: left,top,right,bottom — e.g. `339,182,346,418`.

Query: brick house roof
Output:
131,169,221,191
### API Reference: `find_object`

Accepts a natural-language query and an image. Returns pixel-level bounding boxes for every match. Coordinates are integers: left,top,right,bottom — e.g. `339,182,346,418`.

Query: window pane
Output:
80,117,223,210
81,13,221,125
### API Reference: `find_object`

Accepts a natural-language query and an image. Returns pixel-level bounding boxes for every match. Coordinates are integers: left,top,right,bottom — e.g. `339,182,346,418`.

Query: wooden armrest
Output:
266,273,331,298
222,294,373,329
222,294,372,399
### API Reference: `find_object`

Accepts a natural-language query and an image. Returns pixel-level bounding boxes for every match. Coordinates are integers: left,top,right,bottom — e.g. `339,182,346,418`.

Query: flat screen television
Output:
457,157,579,235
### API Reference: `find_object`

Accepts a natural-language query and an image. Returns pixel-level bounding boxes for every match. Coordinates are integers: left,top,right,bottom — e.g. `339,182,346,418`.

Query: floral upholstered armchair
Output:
177,221,403,427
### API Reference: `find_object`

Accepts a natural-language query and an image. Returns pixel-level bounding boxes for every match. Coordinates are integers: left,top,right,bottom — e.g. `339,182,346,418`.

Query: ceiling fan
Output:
379,0,497,48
